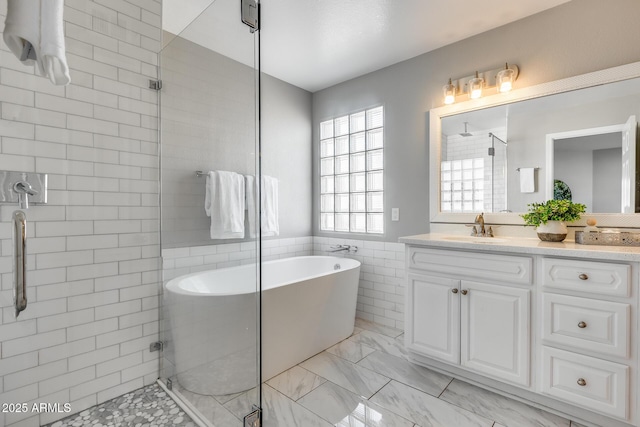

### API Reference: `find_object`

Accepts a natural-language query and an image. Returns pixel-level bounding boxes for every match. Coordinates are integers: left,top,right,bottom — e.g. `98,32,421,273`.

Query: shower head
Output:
459,122,473,137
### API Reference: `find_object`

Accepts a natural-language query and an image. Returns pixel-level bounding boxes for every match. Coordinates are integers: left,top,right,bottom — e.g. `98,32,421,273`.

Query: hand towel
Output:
261,176,279,237
39,0,71,85
4,0,42,70
204,171,245,239
245,175,279,238
519,167,535,193
245,175,258,238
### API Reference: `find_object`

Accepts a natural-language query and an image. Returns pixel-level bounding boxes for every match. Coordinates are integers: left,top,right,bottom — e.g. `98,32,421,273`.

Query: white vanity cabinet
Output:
401,237,639,427
405,246,532,386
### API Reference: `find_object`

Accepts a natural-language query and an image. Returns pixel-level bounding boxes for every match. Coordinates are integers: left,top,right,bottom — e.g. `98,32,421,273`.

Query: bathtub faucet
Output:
329,244,358,253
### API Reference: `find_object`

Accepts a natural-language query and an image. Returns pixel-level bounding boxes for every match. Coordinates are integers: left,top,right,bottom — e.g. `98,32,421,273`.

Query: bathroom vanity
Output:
399,234,639,427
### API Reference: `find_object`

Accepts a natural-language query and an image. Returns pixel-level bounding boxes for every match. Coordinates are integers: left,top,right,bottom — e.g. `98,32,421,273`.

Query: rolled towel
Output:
39,0,70,85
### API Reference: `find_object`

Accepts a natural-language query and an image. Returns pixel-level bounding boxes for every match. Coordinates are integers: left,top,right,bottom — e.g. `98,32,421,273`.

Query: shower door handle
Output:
14,211,27,317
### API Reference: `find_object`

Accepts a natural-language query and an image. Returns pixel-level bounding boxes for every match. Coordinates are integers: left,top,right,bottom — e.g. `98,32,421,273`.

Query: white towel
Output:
3,0,70,86
245,175,258,238
245,175,279,238
204,171,245,239
39,0,71,85
261,176,279,237
519,167,535,193
4,0,42,69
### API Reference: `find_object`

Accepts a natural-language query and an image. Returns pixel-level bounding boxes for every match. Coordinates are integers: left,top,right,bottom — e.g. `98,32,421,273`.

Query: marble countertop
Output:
399,233,640,262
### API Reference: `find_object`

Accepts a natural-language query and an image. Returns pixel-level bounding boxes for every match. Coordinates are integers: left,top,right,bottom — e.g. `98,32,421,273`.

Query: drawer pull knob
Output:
577,378,587,386
461,289,468,295
578,273,589,280
451,288,458,294
578,321,587,329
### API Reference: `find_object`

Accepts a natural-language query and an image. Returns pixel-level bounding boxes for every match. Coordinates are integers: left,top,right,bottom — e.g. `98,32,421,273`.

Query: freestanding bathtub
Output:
163,255,361,395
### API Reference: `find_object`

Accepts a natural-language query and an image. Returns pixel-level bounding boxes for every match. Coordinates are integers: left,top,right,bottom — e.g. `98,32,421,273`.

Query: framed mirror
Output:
430,61,640,226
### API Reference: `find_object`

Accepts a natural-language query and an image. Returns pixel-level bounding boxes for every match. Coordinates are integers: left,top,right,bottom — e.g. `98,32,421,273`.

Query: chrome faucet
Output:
329,244,357,253
13,181,38,210
474,212,486,237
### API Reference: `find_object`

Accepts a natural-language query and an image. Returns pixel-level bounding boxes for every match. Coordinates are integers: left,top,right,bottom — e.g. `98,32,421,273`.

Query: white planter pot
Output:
536,220,568,242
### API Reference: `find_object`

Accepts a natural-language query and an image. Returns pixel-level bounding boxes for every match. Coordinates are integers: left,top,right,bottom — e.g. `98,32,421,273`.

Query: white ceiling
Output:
163,0,571,93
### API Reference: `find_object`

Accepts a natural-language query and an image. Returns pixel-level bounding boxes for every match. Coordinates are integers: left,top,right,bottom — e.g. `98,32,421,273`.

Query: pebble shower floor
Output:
43,384,195,427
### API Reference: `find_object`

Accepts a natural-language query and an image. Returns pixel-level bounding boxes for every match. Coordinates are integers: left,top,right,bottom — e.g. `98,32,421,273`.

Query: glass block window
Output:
440,158,484,212
320,106,384,234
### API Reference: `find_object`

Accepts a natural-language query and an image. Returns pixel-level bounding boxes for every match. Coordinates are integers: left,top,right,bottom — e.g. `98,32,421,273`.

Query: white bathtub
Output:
163,255,361,395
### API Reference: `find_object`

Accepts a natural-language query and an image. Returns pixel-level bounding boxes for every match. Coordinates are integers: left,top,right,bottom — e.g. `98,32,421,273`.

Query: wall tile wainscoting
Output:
162,236,406,330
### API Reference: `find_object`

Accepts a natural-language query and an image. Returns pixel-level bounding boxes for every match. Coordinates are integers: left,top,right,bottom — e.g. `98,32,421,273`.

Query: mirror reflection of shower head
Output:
489,132,508,145
460,122,473,137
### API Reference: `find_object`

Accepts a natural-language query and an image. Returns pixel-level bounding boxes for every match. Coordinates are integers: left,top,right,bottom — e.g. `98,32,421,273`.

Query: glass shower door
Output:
159,0,261,424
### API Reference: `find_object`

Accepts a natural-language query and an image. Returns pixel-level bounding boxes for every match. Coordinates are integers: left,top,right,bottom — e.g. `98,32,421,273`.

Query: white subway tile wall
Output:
0,1,161,426
313,237,405,330
162,236,406,330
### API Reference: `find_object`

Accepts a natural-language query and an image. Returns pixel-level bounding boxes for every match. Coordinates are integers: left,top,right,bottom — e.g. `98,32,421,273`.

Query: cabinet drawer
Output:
408,246,532,284
542,293,630,358
541,346,629,420
541,258,630,297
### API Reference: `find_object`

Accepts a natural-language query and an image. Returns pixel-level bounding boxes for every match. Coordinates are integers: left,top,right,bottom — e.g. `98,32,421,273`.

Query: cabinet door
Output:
406,273,460,364
460,280,530,386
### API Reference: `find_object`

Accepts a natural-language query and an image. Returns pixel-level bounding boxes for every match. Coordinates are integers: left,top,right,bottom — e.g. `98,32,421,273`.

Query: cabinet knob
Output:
578,321,587,329
461,289,468,295
451,288,458,294
578,273,589,280
577,378,587,386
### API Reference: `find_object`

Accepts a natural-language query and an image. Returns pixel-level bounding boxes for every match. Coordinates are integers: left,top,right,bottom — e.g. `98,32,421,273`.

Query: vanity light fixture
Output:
443,78,456,105
442,63,519,104
468,71,484,99
497,63,516,93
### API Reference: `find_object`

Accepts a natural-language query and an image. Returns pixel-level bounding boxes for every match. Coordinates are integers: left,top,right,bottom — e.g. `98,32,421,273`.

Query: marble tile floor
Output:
43,384,196,427
171,318,594,427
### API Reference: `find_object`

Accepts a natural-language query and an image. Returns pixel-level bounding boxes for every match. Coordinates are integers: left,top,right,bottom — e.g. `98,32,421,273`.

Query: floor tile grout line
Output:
262,383,334,426
289,364,329,402
437,377,455,398
433,380,500,425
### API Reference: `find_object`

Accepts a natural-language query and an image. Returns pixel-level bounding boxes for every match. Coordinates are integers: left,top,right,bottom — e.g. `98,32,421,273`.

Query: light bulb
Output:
443,78,456,105
499,80,512,92
497,63,515,93
468,71,483,99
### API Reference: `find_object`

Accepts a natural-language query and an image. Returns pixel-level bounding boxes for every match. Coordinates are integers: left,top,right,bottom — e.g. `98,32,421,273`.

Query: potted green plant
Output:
521,199,586,242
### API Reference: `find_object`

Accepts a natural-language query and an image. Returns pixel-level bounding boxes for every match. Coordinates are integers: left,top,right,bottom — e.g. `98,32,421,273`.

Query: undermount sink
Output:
442,235,508,243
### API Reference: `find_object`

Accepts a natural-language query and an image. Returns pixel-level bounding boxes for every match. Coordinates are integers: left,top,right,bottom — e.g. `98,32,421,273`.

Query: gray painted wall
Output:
161,36,312,248
312,0,640,241
593,148,623,213
262,76,313,239
554,150,593,209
